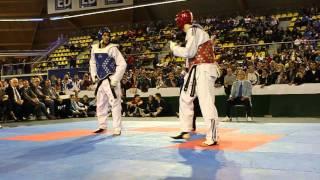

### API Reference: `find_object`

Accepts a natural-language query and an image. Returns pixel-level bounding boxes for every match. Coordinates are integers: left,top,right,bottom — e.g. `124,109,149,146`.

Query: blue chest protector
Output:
94,53,116,80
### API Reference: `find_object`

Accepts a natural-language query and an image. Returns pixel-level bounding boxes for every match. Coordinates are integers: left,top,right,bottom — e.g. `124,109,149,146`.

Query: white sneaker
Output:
113,129,121,136
222,116,231,122
247,117,253,122
0,125,2,129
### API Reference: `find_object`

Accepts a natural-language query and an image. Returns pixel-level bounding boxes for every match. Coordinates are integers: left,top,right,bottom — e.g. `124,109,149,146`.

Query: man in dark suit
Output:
43,79,67,118
305,62,320,83
5,78,24,121
31,77,56,119
20,80,51,120
224,70,253,122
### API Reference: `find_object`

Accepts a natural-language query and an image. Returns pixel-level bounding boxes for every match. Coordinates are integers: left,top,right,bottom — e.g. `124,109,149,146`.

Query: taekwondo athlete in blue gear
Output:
90,27,127,136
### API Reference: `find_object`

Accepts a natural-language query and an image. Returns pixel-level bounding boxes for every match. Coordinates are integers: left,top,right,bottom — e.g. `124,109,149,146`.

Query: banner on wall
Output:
48,0,133,14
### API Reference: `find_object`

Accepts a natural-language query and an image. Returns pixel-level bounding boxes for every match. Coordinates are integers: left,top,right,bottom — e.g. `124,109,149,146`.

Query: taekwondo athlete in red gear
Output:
170,10,220,146
90,27,127,136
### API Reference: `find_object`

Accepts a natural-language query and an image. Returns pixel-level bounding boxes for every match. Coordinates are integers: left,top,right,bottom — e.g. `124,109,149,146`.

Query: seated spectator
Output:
224,70,253,122
0,80,8,88
18,79,24,89
80,73,93,90
215,65,225,87
31,77,56,119
55,78,63,94
43,79,68,119
62,74,75,95
80,95,96,117
294,66,306,85
156,73,166,88
153,93,167,117
270,63,284,84
275,71,289,84
5,78,24,121
147,71,157,88
258,69,272,87
20,80,52,120
70,95,88,117
224,68,236,96
137,71,151,92
126,94,144,117
305,62,320,83
164,72,178,87
72,74,81,93
0,81,9,122
140,95,158,117
286,61,297,84
246,65,259,85
49,75,58,86
175,66,185,88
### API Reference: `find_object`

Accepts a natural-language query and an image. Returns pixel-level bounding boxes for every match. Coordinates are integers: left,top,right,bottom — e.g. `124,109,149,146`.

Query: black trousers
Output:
11,102,24,120
0,100,9,121
226,97,252,118
224,85,232,97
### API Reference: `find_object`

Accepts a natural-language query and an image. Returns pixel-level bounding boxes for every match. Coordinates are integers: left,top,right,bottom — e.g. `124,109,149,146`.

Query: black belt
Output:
94,76,117,99
183,65,197,97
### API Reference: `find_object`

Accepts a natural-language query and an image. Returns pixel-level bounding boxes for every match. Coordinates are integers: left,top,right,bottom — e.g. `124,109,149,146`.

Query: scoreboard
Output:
48,0,133,14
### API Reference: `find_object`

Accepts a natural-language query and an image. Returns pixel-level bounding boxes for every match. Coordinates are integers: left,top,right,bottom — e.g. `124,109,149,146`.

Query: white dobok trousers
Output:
96,79,122,132
179,63,219,143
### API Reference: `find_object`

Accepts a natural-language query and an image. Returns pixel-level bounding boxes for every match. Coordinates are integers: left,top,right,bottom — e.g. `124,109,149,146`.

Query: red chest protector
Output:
188,40,215,67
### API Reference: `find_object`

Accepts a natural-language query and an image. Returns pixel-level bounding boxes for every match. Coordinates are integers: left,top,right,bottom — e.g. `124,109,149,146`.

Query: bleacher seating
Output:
28,9,319,74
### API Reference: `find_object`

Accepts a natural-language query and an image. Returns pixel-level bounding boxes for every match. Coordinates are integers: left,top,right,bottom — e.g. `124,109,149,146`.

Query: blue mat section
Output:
1,120,320,180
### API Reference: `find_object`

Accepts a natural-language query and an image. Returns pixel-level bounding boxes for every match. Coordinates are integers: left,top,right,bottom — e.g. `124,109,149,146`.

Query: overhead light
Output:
50,0,187,20
0,18,44,22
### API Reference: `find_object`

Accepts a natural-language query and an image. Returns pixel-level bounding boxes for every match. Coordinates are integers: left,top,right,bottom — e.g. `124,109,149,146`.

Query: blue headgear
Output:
97,27,111,40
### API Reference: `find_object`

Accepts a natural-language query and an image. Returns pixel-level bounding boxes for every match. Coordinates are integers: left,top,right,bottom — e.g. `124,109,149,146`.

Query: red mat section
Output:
169,133,282,151
0,129,98,142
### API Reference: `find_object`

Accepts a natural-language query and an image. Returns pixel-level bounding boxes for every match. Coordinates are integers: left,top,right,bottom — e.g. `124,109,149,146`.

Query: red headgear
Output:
175,10,193,30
